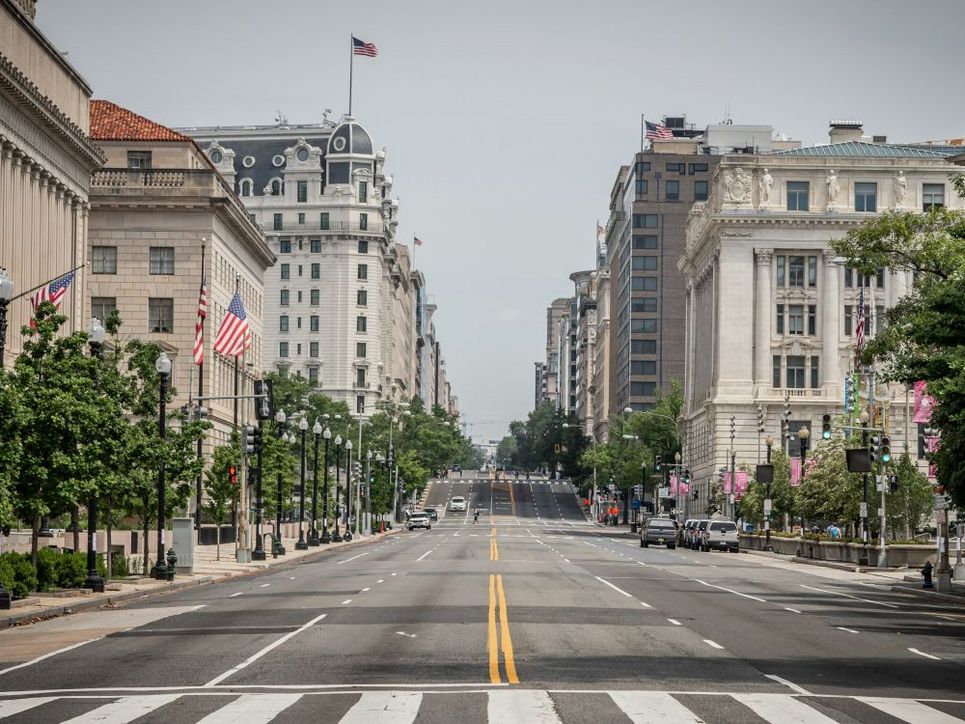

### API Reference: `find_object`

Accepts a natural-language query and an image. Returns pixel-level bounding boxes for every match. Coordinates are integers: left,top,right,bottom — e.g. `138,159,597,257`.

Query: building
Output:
184,116,414,416
538,297,570,408
0,0,103,363
678,121,963,503
570,269,595,433
87,100,274,449
590,235,612,442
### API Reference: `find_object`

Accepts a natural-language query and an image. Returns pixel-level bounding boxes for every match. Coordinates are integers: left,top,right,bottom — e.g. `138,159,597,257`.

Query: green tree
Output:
205,435,240,559
888,453,934,539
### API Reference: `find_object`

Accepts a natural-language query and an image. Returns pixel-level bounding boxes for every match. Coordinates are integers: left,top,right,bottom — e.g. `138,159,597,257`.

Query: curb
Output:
889,585,965,605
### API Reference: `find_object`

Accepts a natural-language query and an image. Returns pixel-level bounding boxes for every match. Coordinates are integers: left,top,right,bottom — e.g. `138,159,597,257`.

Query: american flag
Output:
645,120,673,140
30,271,75,326
413,236,423,246
193,278,207,365
855,286,865,353
213,292,251,357
352,36,378,57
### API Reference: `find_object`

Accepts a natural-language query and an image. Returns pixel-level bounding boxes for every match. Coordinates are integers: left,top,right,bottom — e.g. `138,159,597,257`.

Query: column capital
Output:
822,249,837,265
754,248,773,265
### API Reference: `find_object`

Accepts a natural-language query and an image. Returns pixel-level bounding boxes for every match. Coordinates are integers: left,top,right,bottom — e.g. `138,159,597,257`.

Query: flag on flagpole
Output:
352,35,378,57
213,291,251,357
30,271,75,327
413,236,424,246
644,120,673,140
855,285,865,354
193,277,207,365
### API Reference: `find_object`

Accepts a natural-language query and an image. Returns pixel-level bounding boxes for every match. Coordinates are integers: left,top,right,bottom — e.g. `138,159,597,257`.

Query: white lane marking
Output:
639,601,652,609
836,626,860,634
289,577,296,580
416,549,433,562
764,674,812,695
61,694,182,724
609,691,702,723
563,558,570,563
229,592,244,598
667,618,682,626
799,584,898,608
391,572,397,576
0,697,56,718
395,631,417,638
259,583,270,588
860,697,962,723
204,613,328,686
341,599,353,605
908,647,941,660
488,690,561,723
703,639,725,650
341,691,423,724
377,579,384,584
338,552,370,565
784,607,802,614
361,587,371,592
198,693,302,723
736,693,836,722
694,578,767,603
0,637,103,677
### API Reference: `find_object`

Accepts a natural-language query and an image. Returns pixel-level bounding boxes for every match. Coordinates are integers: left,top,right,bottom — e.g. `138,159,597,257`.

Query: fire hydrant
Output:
165,547,178,582
922,561,934,589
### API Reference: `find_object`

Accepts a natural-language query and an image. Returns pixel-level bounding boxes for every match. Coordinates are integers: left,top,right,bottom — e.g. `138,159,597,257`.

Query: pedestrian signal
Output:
228,464,238,484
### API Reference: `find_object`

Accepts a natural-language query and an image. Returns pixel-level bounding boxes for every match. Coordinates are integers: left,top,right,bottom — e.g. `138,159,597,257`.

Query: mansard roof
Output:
773,141,951,159
90,100,192,143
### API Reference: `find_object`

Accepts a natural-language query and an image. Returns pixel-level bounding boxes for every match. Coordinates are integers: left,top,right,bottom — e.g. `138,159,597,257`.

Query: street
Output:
1,474,963,723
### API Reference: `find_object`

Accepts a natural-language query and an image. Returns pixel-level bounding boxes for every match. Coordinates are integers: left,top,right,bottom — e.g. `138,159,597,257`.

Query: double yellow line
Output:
488,574,518,684
490,527,499,561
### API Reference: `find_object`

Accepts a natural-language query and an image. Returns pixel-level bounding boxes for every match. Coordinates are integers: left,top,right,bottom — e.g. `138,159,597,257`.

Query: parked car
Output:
640,517,678,549
423,507,439,521
692,520,711,550
682,519,698,548
450,496,468,512
407,512,432,531
703,519,739,552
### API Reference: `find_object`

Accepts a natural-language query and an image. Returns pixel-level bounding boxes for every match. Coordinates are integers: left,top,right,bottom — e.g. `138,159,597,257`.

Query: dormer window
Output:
210,149,223,164
359,181,368,203
239,178,253,197
271,179,282,196
296,147,310,162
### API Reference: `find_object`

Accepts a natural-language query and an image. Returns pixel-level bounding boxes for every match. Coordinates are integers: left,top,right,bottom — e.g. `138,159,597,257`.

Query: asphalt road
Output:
1,471,963,723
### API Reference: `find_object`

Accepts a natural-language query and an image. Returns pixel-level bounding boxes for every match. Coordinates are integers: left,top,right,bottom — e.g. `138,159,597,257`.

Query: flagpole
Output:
232,274,241,548
195,240,206,538
412,234,417,269
640,114,645,155
348,35,354,116
10,261,87,302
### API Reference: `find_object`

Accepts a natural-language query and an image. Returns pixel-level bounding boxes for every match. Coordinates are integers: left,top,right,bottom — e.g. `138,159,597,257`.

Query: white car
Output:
702,519,739,552
450,496,467,512
408,512,431,531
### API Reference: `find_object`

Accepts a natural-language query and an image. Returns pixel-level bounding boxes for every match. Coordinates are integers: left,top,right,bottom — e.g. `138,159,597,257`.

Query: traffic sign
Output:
933,494,949,510
763,499,772,515
658,486,670,498
859,502,868,518
631,499,641,509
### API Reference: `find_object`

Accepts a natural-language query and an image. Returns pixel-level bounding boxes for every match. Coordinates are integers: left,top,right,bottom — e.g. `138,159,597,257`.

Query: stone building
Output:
0,0,103,362
678,122,963,504
87,100,274,448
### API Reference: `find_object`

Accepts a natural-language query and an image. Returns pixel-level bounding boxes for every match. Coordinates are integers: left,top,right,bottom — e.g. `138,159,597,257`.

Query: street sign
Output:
859,502,868,518
608,484,616,493
631,499,641,509
878,508,885,517
933,494,949,510
763,499,772,515
658,486,670,498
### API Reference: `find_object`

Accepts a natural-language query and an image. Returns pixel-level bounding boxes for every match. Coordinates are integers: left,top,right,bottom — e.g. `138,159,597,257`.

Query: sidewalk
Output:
2,529,398,628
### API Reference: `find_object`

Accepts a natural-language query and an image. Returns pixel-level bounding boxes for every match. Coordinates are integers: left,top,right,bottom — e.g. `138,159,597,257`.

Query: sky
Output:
38,0,965,443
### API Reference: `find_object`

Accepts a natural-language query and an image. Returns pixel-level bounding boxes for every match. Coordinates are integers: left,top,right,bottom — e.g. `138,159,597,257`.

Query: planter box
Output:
740,534,937,567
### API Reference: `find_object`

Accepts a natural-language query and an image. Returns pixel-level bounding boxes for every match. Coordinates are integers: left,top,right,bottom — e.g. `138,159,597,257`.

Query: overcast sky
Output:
39,0,965,442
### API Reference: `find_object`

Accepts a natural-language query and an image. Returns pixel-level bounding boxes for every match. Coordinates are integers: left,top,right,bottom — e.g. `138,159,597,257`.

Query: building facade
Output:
539,297,570,408
678,123,962,501
0,0,103,363
87,100,275,448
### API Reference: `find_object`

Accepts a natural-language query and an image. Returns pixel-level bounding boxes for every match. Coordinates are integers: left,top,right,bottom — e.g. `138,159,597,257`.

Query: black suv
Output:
640,517,678,549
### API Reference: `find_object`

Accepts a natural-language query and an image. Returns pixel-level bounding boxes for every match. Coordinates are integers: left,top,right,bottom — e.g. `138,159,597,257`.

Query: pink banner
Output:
913,381,935,424
928,462,938,480
790,457,802,487
926,435,941,454
669,474,689,497
723,471,749,494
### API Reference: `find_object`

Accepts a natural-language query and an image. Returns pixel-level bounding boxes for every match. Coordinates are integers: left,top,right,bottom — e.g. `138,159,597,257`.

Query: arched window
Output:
271,179,281,196
239,178,253,197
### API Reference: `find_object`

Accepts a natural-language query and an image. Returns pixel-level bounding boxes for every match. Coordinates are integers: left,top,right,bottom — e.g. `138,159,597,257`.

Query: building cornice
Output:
2,0,93,94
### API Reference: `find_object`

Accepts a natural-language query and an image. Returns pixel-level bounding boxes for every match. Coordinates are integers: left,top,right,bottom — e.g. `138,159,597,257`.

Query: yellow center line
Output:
488,574,500,683
490,535,499,561
496,574,519,684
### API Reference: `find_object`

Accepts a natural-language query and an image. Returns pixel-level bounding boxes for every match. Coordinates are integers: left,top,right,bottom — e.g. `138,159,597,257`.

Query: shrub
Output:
0,552,38,599
110,553,128,578
36,548,61,591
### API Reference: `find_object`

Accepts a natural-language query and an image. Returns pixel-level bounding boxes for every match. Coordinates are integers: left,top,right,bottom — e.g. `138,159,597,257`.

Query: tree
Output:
829,198,965,508
205,436,240,560
888,453,934,539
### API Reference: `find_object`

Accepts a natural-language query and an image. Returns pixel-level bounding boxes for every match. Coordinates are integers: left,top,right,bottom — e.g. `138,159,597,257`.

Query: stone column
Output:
821,250,840,394
754,249,773,387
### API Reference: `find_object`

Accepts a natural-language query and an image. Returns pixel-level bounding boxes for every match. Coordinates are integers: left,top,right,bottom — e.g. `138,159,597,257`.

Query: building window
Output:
127,151,152,169
631,319,658,333
773,355,781,388
788,304,804,335
91,297,116,323
633,235,658,249
279,238,291,254
855,182,877,212
631,256,658,271
805,255,817,287
630,381,657,396
631,277,658,292
148,298,173,333
240,179,253,197
359,180,368,203
308,366,319,385
356,368,366,387
298,213,305,225
631,298,657,312
356,342,367,358
310,238,321,253
356,316,367,332
787,181,809,211
279,341,289,358
280,263,290,280
357,264,368,280
248,213,256,224
274,214,284,231
631,339,657,354
310,315,319,332
359,212,368,231
786,355,806,388
356,395,366,414
296,316,302,329
91,246,117,274
357,289,367,306
923,183,945,210
810,356,820,389
688,163,709,174
665,163,683,172
280,289,290,306
776,304,785,334
149,247,175,275
358,240,369,253
632,214,658,228
310,288,320,305
297,264,303,277
271,180,282,196
665,180,679,201
297,180,308,203
279,315,289,332
844,304,853,335
776,255,785,287
637,161,651,172
320,212,330,230
297,291,302,303
636,178,648,196
694,180,708,201
310,341,319,357
311,263,320,279
788,255,805,287
631,360,657,375
807,304,817,335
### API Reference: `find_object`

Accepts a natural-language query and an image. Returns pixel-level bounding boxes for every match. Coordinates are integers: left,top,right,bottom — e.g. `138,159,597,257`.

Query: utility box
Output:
172,517,194,575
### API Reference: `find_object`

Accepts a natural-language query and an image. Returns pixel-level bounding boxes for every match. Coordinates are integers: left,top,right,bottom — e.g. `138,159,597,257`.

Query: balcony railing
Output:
91,168,218,194
261,220,385,234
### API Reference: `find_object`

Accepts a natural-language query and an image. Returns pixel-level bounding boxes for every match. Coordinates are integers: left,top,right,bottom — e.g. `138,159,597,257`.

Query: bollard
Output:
165,548,178,582
922,561,934,589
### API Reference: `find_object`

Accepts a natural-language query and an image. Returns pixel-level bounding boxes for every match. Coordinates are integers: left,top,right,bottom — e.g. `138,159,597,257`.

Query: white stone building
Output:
678,123,963,499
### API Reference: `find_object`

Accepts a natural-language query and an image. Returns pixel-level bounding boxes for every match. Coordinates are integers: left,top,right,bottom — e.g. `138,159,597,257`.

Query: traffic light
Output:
654,455,662,473
244,425,256,455
869,436,881,464
888,474,899,494
881,436,891,463
683,469,691,485
844,376,854,412
253,379,274,420
822,413,832,440
757,405,765,433
228,464,238,484
253,426,263,455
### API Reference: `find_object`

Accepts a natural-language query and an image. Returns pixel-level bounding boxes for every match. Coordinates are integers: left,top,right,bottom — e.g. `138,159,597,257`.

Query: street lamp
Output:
151,352,172,580
332,435,343,542
674,451,682,521
83,318,107,593
273,410,287,556
321,427,332,543
365,449,373,535
344,439,354,541
296,416,309,550
0,267,13,366
309,419,322,546
798,426,810,535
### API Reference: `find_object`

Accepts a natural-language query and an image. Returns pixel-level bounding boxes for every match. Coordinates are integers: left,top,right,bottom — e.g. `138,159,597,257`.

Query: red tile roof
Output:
89,100,191,143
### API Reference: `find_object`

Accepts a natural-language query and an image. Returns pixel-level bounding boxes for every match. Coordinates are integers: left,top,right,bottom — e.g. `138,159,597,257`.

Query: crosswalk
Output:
2,689,963,723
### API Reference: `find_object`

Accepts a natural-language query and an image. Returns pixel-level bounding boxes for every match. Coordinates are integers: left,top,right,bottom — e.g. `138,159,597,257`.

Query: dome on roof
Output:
328,117,373,156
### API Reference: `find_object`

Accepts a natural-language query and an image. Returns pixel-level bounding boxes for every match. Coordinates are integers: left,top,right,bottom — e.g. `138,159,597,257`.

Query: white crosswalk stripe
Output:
0,690,961,723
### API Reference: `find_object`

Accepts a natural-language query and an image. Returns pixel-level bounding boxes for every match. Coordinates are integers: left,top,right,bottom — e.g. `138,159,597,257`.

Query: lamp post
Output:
252,415,266,561
858,410,870,565
273,410,287,556
365,450,373,535
309,419,322,546
84,318,107,593
296,416,309,550
151,352,172,579
0,267,13,367
332,435,343,542
321,427,332,543
764,435,774,548
798,426,810,536
674,451,682,521
344,440,354,541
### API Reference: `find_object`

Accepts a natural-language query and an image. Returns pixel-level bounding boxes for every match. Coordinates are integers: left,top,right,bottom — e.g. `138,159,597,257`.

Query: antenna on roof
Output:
274,110,288,125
